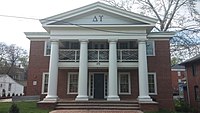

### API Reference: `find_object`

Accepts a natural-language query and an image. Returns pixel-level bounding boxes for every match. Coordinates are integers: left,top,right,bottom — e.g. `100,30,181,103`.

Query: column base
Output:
43,95,58,102
75,95,88,101
107,95,120,101
138,96,152,102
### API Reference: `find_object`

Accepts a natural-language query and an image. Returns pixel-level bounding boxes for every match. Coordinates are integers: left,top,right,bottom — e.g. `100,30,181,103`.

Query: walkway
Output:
50,110,143,113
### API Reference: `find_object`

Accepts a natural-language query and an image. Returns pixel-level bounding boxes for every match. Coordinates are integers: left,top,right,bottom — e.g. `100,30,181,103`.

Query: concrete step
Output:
55,101,140,110
56,106,140,110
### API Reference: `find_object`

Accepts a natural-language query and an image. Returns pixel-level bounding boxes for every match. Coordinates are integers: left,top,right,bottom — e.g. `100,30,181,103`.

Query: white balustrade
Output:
59,49,138,62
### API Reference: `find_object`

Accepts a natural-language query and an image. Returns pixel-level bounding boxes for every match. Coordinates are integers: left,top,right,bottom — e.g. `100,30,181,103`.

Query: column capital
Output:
79,39,88,43
108,38,118,43
50,39,59,42
138,39,147,43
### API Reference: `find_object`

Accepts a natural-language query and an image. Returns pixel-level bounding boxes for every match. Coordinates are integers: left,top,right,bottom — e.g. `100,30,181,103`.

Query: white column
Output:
138,39,152,102
44,39,59,101
75,39,88,101
107,39,120,101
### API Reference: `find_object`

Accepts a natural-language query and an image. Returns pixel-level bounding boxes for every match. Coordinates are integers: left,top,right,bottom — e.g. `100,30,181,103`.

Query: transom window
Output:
119,72,131,94
117,41,137,49
68,73,78,94
148,73,157,95
42,73,49,94
60,41,80,49
88,42,108,49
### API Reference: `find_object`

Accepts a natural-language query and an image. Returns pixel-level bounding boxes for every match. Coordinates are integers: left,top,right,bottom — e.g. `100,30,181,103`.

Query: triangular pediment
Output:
50,9,148,25
40,2,157,26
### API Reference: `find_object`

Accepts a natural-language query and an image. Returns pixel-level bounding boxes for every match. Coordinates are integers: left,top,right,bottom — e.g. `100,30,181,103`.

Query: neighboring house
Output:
181,55,200,111
25,2,175,111
0,74,24,97
171,65,186,98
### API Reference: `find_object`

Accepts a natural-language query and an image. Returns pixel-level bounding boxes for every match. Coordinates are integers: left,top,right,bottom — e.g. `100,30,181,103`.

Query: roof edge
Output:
147,32,175,39
24,32,50,40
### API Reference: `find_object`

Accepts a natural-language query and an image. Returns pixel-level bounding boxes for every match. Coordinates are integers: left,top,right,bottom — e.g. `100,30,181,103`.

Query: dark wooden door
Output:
94,73,104,99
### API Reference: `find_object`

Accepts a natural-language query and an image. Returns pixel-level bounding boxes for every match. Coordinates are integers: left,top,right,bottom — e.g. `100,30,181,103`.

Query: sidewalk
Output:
50,110,143,113
0,98,12,102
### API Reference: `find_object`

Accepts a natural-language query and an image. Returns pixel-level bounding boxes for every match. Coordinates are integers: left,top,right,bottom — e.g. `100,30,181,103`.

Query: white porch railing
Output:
59,49,80,62
88,49,109,62
59,49,138,62
117,49,138,62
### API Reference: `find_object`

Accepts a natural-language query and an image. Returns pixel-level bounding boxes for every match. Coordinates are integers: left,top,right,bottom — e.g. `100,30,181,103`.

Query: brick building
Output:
181,55,200,112
171,65,186,97
25,2,174,111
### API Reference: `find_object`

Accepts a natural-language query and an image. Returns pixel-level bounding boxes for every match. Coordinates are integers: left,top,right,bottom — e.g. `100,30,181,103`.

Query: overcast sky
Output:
0,0,99,51
1,0,200,52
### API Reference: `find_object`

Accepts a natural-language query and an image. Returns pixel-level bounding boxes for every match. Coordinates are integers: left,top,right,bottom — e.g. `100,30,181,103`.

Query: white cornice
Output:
147,32,175,39
24,32,50,40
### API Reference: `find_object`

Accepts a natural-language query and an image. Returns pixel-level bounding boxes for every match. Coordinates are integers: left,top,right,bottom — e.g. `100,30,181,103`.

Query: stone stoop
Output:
55,101,140,110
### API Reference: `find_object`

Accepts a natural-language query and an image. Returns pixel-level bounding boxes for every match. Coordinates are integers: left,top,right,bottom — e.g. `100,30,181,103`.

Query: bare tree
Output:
102,0,199,30
102,0,200,63
0,42,28,79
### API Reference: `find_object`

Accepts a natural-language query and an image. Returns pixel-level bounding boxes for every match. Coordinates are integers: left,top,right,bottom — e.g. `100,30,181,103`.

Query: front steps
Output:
55,100,140,110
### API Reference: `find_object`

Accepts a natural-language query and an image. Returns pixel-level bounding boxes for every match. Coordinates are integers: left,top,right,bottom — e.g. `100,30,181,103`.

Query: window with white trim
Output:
44,41,51,56
42,73,49,94
148,73,157,95
8,83,12,91
146,40,155,56
119,72,131,94
68,73,78,94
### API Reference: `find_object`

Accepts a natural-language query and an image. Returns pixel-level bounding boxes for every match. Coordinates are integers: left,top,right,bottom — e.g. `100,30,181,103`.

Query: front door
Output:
94,73,104,99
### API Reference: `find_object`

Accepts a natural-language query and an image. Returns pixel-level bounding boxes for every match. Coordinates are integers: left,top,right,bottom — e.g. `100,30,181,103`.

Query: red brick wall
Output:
27,40,174,110
56,69,139,100
148,40,174,110
171,70,185,95
185,62,200,111
26,41,49,96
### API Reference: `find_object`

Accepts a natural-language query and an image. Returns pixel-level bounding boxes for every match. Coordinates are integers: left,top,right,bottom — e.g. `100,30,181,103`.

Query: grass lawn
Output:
0,101,52,113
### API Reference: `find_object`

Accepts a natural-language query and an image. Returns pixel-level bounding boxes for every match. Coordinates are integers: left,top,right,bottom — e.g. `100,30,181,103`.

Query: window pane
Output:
192,64,197,76
146,41,154,56
71,42,79,49
44,74,49,93
194,86,199,101
120,73,129,93
8,83,12,91
46,41,51,55
69,73,78,93
148,74,155,94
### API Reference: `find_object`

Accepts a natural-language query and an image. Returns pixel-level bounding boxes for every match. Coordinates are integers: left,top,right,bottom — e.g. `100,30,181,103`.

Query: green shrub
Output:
174,99,197,113
9,103,20,113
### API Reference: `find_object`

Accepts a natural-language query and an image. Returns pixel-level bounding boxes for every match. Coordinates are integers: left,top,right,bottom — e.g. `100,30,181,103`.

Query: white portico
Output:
39,2,158,102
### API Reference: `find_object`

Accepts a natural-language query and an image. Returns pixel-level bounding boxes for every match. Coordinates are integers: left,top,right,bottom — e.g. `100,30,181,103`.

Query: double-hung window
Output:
44,40,51,56
8,83,12,91
146,40,155,56
192,64,197,76
68,73,78,94
148,73,157,95
194,86,199,101
119,72,131,94
42,73,49,94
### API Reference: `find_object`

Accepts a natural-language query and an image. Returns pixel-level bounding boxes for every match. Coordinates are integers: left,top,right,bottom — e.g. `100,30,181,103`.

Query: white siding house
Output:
0,74,24,97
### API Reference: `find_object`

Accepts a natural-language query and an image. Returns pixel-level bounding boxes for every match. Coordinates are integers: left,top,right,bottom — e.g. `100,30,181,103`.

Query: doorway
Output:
94,73,104,99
